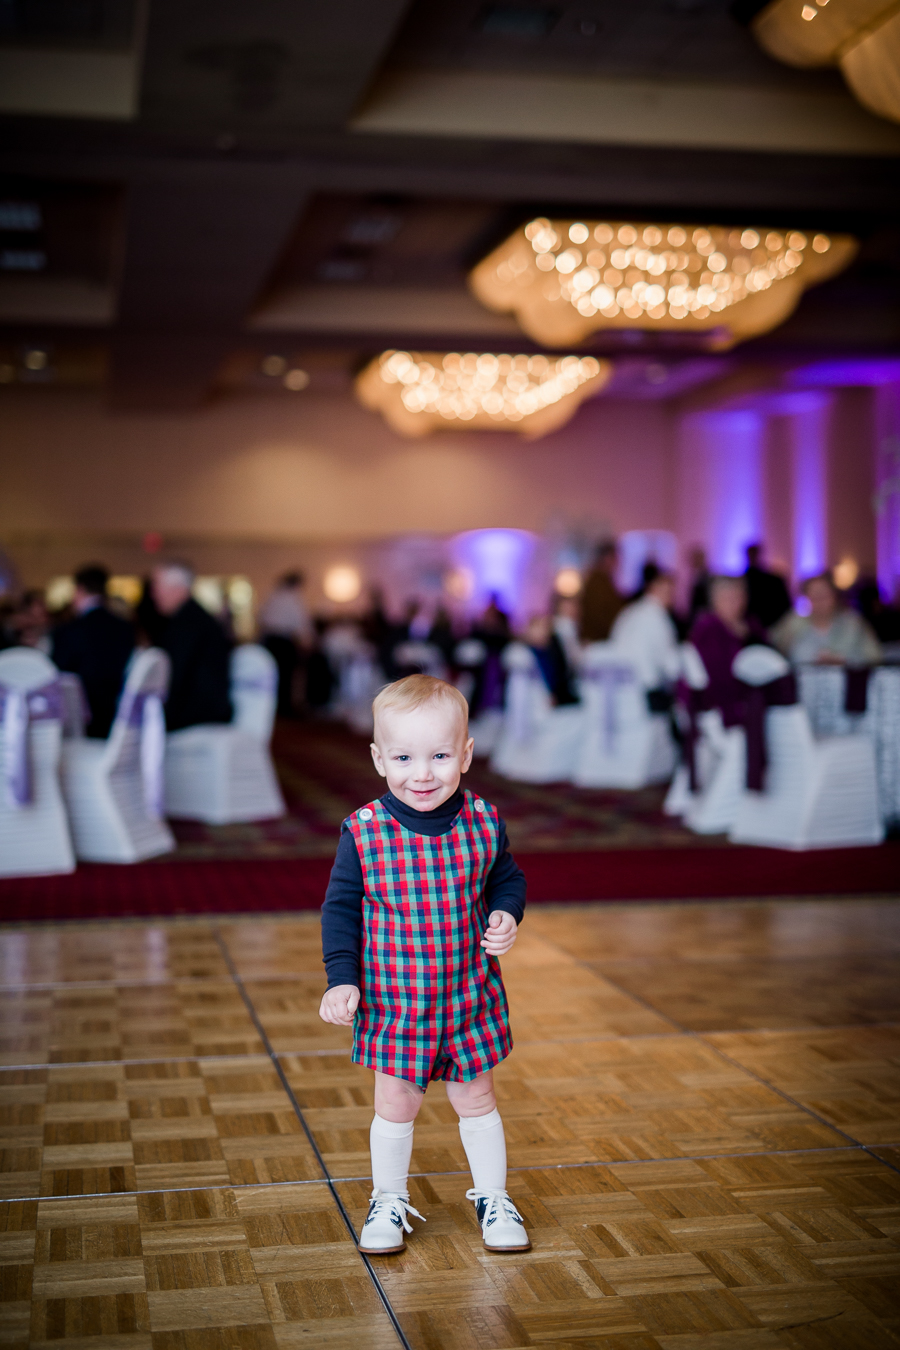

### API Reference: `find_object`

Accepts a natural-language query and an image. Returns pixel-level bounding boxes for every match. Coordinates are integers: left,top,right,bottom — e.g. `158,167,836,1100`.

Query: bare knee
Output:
446,1072,496,1119
374,1071,424,1123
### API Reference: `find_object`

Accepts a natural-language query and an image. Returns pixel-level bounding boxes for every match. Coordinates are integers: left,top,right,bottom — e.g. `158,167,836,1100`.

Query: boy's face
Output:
371,701,474,811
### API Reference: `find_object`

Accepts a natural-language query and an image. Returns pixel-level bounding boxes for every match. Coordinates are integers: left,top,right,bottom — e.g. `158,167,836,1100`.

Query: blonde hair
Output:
372,674,468,733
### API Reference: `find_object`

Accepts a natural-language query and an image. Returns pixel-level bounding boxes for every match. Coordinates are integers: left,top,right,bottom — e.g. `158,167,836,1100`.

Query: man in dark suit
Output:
744,543,792,630
151,563,232,731
52,564,135,738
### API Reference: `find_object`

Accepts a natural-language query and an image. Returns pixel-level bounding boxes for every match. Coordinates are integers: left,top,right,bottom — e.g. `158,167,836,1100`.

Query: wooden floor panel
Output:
590,957,900,1032
0,925,230,988
0,1056,322,1201
0,982,264,1067
524,899,900,964
706,1027,900,1147
0,1182,400,1350
2,901,899,1348
339,1148,900,1349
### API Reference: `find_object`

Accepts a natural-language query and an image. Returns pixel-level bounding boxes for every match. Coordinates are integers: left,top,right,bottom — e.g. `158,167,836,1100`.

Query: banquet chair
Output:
60,647,175,863
0,648,75,877
454,638,504,757
230,643,278,740
572,642,676,788
490,642,584,783
730,646,882,849
666,643,750,835
163,645,285,825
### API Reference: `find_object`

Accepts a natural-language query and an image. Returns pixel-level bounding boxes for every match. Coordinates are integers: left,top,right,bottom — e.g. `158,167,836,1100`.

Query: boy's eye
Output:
434,753,449,760
394,755,410,762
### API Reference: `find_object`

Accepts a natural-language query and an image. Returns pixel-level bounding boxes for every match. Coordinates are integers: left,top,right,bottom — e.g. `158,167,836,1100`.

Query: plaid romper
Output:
346,790,513,1091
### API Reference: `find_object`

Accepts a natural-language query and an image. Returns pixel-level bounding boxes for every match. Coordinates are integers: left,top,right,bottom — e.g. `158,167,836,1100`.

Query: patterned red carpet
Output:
170,720,721,859
0,720,897,921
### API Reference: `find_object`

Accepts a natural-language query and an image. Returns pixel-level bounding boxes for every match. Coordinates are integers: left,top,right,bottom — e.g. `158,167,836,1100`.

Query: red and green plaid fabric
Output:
346,790,512,1090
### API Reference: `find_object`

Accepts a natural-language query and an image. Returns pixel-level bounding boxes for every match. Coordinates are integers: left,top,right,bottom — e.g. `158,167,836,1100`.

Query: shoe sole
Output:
358,1240,406,1255
484,1240,532,1252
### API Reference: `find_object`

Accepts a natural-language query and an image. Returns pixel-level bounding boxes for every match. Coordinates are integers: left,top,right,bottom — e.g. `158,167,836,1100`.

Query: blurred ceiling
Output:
0,0,898,409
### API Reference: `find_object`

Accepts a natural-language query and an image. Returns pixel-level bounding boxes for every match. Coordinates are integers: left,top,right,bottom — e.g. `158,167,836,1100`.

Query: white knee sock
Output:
370,1114,414,1195
458,1108,507,1192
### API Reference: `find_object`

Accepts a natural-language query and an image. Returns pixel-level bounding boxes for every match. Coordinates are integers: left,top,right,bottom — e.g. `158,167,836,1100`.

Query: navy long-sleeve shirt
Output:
321,787,526,988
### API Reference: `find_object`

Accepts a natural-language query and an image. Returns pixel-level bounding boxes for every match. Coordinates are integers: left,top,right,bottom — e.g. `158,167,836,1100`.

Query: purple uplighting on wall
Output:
679,411,764,574
790,399,829,580
450,528,537,619
875,381,900,602
789,359,900,389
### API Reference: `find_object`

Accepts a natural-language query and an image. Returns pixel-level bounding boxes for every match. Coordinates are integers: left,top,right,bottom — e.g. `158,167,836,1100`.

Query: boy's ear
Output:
370,742,387,777
461,735,475,773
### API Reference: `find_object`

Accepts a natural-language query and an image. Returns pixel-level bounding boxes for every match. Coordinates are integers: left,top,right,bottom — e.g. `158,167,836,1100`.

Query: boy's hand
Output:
319,985,360,1026
481,910,518,956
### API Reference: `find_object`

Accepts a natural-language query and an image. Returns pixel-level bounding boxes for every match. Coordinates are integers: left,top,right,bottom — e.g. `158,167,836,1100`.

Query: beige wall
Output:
0,387,675,601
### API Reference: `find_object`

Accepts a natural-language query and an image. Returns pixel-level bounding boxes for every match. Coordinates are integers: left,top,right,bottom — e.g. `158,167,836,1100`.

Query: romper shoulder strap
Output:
344,798,389,841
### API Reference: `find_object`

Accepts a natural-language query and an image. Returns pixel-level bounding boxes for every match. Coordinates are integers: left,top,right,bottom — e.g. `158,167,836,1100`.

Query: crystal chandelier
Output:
752,0,900,126
356,349,610,438
469,219,856,349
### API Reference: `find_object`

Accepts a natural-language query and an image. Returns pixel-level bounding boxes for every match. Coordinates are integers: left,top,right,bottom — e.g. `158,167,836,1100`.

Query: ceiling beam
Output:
110,164,309,408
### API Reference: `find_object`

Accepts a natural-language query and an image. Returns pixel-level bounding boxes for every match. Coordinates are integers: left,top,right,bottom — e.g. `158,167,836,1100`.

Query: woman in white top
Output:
771,573,881,667
610,569,681,692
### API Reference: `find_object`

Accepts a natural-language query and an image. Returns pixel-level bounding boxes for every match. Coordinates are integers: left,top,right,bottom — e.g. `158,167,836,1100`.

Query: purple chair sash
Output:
0,679,63,807
741,673,797,792
583,664,636,753
844,667,871,715
117,688,166,819
233,675,277,695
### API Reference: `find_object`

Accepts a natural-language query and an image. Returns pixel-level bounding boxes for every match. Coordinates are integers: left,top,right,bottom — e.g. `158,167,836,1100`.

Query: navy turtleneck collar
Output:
380,785,466,836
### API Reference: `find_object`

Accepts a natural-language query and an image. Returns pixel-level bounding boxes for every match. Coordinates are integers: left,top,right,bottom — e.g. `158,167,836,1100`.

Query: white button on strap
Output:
358,808,373,821
473,799,485,813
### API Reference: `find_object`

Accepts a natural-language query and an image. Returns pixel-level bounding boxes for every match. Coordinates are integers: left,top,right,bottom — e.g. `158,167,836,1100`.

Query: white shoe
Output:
467,1188,531,1252
358,1189,425,1255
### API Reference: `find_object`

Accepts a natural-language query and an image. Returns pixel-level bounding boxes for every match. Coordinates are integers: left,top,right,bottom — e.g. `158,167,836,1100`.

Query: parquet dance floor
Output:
1,896,899,1348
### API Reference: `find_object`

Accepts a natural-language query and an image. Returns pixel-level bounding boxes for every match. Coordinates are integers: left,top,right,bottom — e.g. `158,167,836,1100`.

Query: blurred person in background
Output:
771,573,881,667
857,578,900,644
685,544,711,629
552,593,582,670
151,562,232,731
259,571,313,718
52,564,135,738
468,594,511,717
524,613,579,706
688,576,767,725
10,589,52,655
744,542,791,629
579,541,624,642
610,568,680,710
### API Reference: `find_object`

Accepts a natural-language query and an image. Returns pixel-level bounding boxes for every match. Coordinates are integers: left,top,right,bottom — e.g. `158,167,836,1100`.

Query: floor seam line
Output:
212,925,411,1350
7,1144,886,1209
524,924,900,1183
588,964,900,1180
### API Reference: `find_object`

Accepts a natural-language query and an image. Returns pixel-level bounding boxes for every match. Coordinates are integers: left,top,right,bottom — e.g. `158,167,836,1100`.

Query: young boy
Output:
319,674,529,1255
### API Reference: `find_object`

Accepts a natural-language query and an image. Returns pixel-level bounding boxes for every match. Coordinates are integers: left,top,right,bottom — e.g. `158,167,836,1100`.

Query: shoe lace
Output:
466,1188,524,1226
367,1189,425,1235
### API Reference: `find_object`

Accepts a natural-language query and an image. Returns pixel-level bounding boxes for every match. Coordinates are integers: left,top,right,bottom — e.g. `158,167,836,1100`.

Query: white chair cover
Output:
679,642,710,691
490,643,585,783
0,648,75,876
732,644,790,687
60,647,175,863
231,644,278,741
730,704,883,849
164,643,286,824
572,642,676,789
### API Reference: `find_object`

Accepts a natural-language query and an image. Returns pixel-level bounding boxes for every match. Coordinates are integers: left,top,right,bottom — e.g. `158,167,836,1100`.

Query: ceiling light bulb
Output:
812,234,831,252
569,223,589,243
801,5,816,17
261,354,287,376
284,368,309,391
